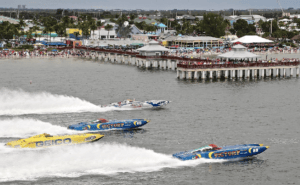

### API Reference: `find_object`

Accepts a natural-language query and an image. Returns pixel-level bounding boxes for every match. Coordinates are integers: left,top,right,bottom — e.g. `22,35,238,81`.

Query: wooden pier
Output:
177,62,300,80
57,46,300,80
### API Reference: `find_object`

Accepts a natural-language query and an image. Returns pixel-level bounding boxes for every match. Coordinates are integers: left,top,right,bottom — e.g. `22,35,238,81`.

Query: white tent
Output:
33,43,44,46
230,35,273,44
137,41,170,52
217,44,261,59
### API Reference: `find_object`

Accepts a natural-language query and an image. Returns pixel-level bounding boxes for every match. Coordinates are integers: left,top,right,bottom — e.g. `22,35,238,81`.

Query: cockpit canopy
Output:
192,144,221,153
91,118,108,123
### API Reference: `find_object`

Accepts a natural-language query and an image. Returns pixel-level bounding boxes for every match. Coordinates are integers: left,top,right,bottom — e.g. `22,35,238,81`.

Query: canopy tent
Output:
230,35,273,44
33,43,44,46
137,41,170,52
131,43,144,46
45,42,67,46
217,44,261,59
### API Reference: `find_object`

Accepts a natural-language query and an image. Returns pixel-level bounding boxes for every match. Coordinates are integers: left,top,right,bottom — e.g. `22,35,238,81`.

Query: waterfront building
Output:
132,34,159,42
171,36,224,49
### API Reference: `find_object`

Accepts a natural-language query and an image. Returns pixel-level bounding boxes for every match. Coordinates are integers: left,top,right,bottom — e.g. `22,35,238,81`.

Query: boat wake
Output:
0,142,222,182
0,118,77,138
0,88,115,116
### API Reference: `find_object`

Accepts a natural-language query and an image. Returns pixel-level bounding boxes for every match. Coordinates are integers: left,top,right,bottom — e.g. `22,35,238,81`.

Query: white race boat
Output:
102,99,170,109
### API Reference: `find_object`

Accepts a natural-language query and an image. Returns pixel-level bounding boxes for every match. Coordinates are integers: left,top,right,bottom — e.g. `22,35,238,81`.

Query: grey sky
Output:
2,0,300,10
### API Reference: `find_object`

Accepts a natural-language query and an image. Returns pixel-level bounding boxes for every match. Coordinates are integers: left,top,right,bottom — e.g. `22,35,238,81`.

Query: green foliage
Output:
232,19,256,37
135,21,147,30
104,24,114,38
201,13,227,37
109,18,116,23
262,32,270,38
129,14,136,21
116,14,128,24
271,29,299,39
74,31,80,37
56,9,63,15
97,21,103,28
229,28,236,35
0,21,20,40
17,45,34,49
116,22,132,38
260,20,279,33
6,42,12,48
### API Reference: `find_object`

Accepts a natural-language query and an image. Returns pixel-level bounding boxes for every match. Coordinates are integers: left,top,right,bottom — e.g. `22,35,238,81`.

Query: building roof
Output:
291,35,300,40
232,44,246,49
217,44,260,59
175,36,223,42
155,23,167,28
137,41,170,52
230,35,273,44
134,18,157,24
0,16,19,24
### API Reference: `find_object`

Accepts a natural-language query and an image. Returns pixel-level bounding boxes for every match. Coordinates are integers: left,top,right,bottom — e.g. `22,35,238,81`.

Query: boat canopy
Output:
192,144,221,153
192,145,213,153
91,118,108,123
98,118,108,123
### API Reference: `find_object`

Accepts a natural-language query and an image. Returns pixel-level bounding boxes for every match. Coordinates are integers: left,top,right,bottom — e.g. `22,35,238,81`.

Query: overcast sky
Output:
2,0,300,10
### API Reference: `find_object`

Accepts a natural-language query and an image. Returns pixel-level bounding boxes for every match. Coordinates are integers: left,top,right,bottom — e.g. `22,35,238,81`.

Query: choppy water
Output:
0,58,299,185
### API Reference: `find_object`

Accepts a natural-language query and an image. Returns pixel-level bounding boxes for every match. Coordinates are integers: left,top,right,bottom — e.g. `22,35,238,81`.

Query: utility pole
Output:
270,20,272,35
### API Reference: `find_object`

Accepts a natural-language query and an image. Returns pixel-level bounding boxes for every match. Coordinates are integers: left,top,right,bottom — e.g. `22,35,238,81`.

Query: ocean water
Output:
0,58,299,185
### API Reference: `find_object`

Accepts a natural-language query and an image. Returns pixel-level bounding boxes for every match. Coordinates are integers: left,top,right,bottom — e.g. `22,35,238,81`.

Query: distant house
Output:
175,16,183,20
155,23,167,34
225,15,266,26
69,16,78,21
290,14,300,19
195,16,204,21
138,14,147,19
116,24,143,38
133,18,157,25
182,14,195,21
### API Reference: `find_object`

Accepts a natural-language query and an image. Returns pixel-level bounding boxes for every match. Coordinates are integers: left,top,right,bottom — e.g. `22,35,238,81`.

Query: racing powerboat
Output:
173,144,269,161
102,99,170,109
68,118,150,131
5,133,104,148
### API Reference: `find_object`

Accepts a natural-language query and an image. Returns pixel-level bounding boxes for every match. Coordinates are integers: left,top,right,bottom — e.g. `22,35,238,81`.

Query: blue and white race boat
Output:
102,99,170,109
173,144,269,161
68,118,150,131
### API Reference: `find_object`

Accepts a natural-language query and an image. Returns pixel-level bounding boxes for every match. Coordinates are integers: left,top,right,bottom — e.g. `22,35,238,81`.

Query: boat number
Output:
36,138,72,147
253,148,259,152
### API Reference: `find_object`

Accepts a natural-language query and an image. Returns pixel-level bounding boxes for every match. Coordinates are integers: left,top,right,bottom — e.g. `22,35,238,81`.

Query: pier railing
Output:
56,47,300,68
177,62,300,69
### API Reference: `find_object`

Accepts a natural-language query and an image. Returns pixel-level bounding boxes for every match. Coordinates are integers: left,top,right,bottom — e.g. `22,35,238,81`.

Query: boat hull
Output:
173,144,269,161
68,119,150,131
5,133,104,148
104,100,170,109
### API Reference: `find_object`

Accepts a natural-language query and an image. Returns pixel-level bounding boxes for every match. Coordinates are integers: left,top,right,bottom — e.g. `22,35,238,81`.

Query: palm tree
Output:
90,21,97,40
74,31,80,39
116,22,132,39
18,18,26,29
96,21,103,39
104,24,113,39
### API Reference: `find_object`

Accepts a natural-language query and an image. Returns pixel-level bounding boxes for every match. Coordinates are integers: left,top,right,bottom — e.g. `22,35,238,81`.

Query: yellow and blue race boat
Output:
173,144,269,161
5,133,104,148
